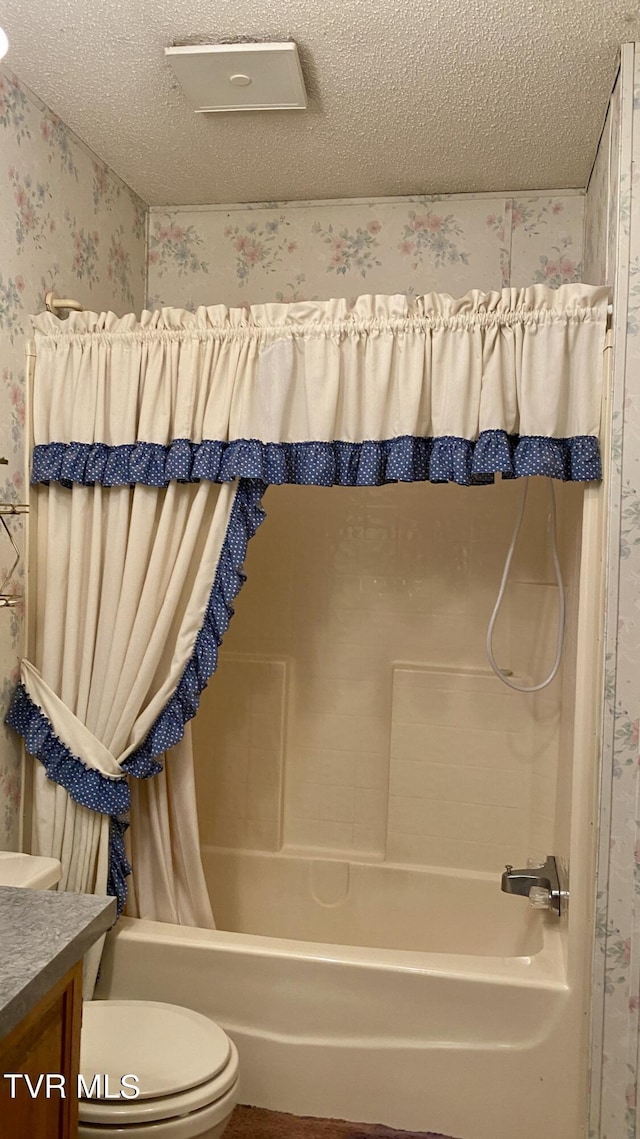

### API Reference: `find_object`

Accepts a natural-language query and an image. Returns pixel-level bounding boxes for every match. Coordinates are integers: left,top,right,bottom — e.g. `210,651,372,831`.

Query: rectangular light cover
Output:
165,42,308,112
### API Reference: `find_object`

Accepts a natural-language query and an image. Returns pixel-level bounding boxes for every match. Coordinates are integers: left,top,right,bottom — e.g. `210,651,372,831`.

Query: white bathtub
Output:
96,852,585,1139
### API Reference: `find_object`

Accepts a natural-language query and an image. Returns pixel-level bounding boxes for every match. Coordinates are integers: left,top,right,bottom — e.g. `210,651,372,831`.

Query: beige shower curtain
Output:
126,726,214,926
28,478,231,931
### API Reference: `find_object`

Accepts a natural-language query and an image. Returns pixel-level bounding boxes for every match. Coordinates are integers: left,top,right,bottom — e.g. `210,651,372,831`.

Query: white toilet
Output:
77,1000,240,1138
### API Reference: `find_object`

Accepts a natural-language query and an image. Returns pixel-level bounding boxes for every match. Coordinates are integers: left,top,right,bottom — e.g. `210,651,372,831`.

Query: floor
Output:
225,1106,459,1139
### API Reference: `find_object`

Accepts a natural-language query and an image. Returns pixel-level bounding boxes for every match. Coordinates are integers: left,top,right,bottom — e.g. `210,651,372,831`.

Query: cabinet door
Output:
0,961,83,1139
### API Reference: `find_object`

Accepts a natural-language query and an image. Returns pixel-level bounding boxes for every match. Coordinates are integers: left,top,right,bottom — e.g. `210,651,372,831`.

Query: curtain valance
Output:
31,285,609,488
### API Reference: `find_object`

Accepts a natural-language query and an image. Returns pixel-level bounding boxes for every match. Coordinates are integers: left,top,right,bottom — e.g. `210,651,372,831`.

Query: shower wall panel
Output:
193,478,582,872
387,666,534,871
550,484,585,871
193,656,286,851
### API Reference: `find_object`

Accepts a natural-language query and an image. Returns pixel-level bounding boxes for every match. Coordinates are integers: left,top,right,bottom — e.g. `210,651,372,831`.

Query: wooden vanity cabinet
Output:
0,960,83,1139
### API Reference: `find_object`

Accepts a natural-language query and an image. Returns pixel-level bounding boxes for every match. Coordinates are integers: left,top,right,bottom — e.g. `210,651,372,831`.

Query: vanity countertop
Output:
0,886,115,1038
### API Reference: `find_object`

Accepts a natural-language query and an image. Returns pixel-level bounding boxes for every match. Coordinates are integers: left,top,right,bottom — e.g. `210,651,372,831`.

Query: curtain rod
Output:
41,292,615,319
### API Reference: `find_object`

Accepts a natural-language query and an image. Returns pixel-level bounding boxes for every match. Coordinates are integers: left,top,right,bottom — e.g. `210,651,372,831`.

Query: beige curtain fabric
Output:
126,725,215,928
27,478,236,934
28,480,237,772
31,285,609,450
31,770,111,995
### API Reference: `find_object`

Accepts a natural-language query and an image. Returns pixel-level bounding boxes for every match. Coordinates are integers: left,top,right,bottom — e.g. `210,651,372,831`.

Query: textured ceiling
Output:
0,0,636,206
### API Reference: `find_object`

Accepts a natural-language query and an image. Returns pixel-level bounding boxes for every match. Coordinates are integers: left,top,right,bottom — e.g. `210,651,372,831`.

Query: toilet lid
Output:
81,1000,231,1100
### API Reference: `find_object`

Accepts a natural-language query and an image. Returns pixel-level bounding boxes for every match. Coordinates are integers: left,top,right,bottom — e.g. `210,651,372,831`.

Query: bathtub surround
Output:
225,1106,458,1139
182,448,595,1135
195,479,584,871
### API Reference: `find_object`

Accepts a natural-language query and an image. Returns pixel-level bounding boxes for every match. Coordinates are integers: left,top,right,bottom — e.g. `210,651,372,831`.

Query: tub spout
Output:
501,865,552,896
501,855,566,916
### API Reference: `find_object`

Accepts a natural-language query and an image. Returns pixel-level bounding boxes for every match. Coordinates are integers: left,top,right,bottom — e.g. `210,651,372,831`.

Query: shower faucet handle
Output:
529,886,552,909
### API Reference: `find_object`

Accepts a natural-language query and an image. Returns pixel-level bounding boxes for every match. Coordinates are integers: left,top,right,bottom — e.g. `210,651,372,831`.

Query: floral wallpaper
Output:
588,44,640,1139
147,192,584,308
0,65,146,849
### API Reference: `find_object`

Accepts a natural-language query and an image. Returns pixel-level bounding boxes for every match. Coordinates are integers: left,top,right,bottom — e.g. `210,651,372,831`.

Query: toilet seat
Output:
79,1000,239,1127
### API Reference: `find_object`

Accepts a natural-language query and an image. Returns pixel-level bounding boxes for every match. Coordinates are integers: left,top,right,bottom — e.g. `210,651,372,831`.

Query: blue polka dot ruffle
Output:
31,431,602,488
4,685,130,814
107,817,132,915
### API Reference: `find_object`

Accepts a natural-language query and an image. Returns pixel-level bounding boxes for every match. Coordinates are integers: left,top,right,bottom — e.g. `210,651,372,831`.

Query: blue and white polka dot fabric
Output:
31,430,602,489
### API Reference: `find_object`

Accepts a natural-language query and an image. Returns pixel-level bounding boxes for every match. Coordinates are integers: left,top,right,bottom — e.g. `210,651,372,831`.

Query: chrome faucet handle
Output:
529,886,552,909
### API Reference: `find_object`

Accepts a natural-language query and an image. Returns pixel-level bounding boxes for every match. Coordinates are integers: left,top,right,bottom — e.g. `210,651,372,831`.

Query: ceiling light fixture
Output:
0,27,9,60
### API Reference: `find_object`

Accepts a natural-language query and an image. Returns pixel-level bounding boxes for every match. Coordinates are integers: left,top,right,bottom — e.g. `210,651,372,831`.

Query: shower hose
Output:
486,477,565,693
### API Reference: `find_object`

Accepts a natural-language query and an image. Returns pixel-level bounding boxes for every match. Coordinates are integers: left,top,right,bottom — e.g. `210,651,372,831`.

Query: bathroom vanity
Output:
0,877,115,1138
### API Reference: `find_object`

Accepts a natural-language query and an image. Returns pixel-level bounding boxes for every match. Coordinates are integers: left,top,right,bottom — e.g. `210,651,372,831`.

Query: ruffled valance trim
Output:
32,431,602,487
5,477,268,913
